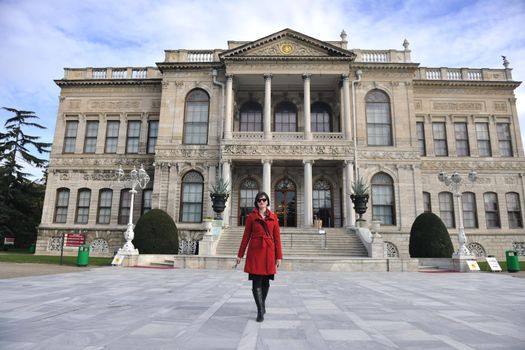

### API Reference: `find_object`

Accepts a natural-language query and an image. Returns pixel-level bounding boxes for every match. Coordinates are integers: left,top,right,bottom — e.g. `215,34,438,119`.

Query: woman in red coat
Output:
236,191,282,322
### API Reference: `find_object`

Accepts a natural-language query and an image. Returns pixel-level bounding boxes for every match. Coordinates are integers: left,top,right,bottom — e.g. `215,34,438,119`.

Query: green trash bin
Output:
505,250,520,272
77,245,90,267
28,243,36,254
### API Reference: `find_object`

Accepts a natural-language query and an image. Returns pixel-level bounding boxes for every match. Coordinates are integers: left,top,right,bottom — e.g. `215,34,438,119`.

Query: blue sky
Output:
1,0,524,178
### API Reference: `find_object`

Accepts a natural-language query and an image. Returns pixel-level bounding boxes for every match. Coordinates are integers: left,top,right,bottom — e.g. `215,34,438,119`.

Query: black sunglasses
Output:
257,198,268,202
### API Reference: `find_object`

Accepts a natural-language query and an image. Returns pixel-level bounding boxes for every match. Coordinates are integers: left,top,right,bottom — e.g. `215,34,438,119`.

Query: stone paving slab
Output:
0,267,524,349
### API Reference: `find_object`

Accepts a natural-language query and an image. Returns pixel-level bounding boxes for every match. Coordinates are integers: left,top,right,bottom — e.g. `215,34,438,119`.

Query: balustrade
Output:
187,51,214,62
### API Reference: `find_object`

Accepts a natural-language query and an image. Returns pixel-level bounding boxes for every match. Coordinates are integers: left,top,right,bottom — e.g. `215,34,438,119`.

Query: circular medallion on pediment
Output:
279,43,295,55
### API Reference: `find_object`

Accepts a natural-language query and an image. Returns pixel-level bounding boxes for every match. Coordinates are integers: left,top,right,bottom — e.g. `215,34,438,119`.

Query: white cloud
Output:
1,0,525,178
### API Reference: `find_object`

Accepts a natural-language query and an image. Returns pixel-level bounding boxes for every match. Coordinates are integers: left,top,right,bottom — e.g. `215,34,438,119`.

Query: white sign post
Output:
485,257,502,272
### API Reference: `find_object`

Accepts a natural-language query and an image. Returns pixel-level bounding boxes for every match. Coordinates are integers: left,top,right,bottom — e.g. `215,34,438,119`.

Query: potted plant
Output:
350,176,369,223
210,178,230,215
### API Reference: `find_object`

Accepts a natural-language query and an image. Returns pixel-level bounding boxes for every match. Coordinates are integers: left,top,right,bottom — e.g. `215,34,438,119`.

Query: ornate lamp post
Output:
115,164,150,255
437,170,478,259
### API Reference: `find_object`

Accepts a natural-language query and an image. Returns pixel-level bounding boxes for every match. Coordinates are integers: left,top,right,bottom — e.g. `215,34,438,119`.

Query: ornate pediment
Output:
220,28,355,60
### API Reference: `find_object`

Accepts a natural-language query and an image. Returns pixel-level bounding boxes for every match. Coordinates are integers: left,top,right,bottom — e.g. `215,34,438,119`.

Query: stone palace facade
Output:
36,28,525,258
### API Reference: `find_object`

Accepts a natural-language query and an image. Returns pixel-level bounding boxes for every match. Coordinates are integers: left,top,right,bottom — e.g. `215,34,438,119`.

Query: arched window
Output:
484,192,500,228
118,189,132,225
439,192,455,228
240,101,262,131
142,189,153,215
76,188,91,224
371,173,395,225
311,102,332,132
462,192,478,228
423,192,431,213
239,178,259,225
183,89,209,144
313,179,333,227
274,101,297,132
97,189,113,224
506,192,523,228
366,90,392,146
180,171,204,222
54,188,70,223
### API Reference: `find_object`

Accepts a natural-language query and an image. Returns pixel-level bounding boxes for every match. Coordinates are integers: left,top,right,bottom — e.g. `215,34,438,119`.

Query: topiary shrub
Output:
133,209,179,254
409,212,454,258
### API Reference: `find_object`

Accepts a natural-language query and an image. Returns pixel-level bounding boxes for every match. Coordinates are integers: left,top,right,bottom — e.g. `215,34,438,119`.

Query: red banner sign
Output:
65,234,85,247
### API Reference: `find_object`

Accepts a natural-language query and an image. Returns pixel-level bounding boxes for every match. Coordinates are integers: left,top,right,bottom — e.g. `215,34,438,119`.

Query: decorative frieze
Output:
421,160,525,171
50,157,154,167
432,101,484,112
88,100,141,111
494,101,508,112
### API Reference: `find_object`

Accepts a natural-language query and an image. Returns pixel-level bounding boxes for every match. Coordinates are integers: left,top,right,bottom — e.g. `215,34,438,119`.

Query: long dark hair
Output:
254,191,270,208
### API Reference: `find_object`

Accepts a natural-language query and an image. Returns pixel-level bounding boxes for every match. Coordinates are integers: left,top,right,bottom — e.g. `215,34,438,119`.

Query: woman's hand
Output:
276,259,281,268
236,256,241,265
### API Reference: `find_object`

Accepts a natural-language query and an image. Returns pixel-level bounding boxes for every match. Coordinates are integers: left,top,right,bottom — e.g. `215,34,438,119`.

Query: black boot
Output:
252,288,264,322
261,285,269,315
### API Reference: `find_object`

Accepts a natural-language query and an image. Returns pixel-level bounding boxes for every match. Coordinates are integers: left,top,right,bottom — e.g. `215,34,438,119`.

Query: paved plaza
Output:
0,266,524,350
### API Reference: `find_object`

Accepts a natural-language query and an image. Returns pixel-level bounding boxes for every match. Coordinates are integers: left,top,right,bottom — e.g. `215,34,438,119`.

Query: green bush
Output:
409,212,454,258
133,209,179,254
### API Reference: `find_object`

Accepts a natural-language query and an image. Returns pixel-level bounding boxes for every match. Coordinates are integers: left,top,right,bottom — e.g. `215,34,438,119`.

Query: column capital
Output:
225,73,233,79
264,73,273,80
302,73,311,80
303,159,314,165
261,159,273,165
344,159,354,166
341,73,350,80
220,159,231,165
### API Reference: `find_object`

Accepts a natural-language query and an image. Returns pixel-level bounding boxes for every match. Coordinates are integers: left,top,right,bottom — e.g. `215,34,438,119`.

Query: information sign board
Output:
485,257,502,272
65,233,85,247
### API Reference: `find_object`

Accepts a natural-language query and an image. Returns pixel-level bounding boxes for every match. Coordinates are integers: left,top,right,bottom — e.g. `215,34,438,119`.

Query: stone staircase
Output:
215,227,368,257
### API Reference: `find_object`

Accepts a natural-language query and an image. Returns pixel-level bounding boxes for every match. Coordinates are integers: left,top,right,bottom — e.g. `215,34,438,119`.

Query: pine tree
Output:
0,107,51,247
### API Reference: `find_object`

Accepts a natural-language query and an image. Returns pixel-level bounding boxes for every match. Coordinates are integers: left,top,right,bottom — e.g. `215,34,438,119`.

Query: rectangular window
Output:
97,190,113,224
142,189,152,215
454,123,470,156
462,192,478,228
54,189,70,223
476,123,491,157
416,122,426,156
181,183,203,222
506,193,523,228
83,121,99,153
105,120,120,153
439,192,455,228
432,122,448,156
423,192,431,213
126,121,141,153
484,193,500,228
147,120,159,154
63,121,78,153
118,189,132,225
76,189,91,224
497,123,513,157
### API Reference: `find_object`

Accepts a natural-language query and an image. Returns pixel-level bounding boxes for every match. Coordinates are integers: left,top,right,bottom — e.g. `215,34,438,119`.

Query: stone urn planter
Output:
210,177,230,218
350,176,369,222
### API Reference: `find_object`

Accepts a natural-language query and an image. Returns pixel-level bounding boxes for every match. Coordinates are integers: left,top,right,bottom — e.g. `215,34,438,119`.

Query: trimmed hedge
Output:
133,209,179,254
409,212,454,258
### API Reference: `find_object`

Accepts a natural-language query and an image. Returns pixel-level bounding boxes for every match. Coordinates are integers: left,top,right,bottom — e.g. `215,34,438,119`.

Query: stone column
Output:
221,160,231,226
340,84,345,134
344,160,355,226
224,74,233,140
342,74,352,140
264,74,272,140
303,74,312,140
262,159,272,202
303,160,314,227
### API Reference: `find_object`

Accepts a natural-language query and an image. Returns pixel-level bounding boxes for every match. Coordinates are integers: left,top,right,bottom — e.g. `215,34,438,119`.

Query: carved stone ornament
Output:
248,39,327,57
421,160,525,171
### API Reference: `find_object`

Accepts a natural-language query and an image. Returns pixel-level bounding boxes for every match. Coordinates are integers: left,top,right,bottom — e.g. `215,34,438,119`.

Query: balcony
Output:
231,132,344,141
353,49,411,63
417,67,511,81
164,49,223,63
62,67,161,80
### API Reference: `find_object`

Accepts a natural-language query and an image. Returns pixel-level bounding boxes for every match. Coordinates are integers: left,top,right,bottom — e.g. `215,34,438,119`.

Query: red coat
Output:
237,208,283,275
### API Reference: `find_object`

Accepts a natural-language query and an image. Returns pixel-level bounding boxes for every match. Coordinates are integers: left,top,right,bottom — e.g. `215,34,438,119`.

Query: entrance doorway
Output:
274,178,296,227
